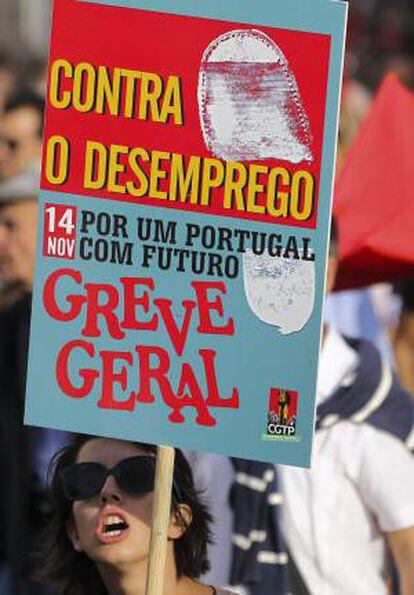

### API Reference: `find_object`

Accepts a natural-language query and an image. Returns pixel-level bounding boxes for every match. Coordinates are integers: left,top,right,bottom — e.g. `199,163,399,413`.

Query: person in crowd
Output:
0,52,17,114
336,76,371,174
280,220,414,595
393,280,414,397
0,89,44,182
20,57,48,99
190,221,414,595
0,166,68,595
0,164,39,304
188,450,288,593
39,434,235,595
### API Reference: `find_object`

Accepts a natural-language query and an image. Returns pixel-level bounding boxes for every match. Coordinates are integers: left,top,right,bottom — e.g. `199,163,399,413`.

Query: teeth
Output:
104,515,124,526
105,530,122,537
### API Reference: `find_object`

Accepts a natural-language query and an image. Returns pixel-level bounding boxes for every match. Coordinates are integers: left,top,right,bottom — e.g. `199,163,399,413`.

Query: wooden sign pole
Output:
145,445,176,595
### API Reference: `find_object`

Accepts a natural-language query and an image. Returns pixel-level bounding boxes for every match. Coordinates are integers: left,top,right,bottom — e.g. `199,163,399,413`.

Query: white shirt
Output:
280,329,414,594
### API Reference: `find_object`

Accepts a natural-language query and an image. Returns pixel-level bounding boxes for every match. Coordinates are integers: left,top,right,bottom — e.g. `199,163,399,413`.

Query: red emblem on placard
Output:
267,388,298,437
43,204,77,260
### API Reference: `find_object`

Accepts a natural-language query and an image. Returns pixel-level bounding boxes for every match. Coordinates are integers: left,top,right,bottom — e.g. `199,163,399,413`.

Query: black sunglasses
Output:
61,456,156,501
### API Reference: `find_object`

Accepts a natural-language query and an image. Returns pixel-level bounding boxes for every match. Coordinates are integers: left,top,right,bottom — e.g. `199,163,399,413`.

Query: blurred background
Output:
0,0,51,57
1,2,414,594
1,0,414,95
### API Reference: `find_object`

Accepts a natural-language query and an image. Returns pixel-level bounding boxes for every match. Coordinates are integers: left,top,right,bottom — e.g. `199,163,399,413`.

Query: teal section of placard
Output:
26,191,328,468
78,0,347,35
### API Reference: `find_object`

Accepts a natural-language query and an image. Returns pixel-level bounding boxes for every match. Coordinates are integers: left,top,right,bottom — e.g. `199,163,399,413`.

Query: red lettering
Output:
97,350,135,411
43,268,85,321
154,298,196,356
82,283,124,339
176,361,216,426
49,274,239,428
135,345,217,426
192,281,234,335
201,349,239,409
135,345,174,404
120,277,158,331
56,339,98,398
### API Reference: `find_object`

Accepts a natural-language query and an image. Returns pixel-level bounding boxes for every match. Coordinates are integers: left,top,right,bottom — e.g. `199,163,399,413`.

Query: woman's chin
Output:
92,541,147,569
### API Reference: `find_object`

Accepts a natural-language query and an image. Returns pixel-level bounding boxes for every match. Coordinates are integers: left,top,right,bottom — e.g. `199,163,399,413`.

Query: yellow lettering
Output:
45,135,70,185
200,158,224,206
120,69,141,118
290,170,314,221
267,167,290,218
139,72,162,121
96,67,121,116
49,59,72,109
160,76,183,125
170,154,201,203
223,161,247,211
107,145,128,194
72,62,96,112
126,147,150,197
247,164,267,214
149,150,170,199
84,141,108,190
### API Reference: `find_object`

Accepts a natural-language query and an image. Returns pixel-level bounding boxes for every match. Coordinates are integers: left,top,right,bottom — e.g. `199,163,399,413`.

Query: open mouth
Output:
97,514,130,543
104,515,129,537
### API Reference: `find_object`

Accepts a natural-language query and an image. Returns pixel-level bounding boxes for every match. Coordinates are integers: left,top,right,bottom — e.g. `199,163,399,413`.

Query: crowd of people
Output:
0,1,414,594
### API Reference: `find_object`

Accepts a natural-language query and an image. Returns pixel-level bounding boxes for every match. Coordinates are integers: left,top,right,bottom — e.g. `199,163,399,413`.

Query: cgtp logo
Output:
267,388,298,438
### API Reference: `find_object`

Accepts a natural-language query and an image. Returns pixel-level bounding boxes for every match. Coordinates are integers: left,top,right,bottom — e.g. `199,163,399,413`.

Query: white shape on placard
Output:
198,28,313,164
243,250,315,335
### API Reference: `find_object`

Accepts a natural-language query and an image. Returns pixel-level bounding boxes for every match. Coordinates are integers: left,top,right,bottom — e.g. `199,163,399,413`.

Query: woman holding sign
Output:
39,435,234,595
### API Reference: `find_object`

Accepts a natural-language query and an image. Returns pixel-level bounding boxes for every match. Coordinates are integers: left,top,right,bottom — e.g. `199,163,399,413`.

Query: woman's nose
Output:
99,474,123,504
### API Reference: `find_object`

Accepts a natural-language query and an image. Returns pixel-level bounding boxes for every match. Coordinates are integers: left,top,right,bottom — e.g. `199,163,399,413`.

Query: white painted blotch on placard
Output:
243,250,315,335
198,29,316,335
198,28,313,163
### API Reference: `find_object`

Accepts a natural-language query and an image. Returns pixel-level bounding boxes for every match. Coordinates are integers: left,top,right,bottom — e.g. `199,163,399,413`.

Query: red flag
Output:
334,74,414,290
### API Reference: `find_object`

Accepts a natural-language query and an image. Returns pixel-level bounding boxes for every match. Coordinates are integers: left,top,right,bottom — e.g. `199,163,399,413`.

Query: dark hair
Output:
0,51,16,74
38,434,212,594
4,89,45,138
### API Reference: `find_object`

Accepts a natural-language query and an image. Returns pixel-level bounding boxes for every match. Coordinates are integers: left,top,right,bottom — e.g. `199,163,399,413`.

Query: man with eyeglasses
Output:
0,165,39,305
0,90,44,182
0,166,67,594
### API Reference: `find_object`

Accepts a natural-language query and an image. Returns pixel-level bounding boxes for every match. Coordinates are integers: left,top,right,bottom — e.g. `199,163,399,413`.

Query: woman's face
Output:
68,438,155,569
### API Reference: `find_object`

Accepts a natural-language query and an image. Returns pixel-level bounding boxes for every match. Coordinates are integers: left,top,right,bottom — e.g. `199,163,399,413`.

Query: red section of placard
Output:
43,203,77,260
41,0,331,229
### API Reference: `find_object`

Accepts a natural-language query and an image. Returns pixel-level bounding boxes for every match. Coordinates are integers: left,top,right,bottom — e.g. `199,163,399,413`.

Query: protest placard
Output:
25,0,347,468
